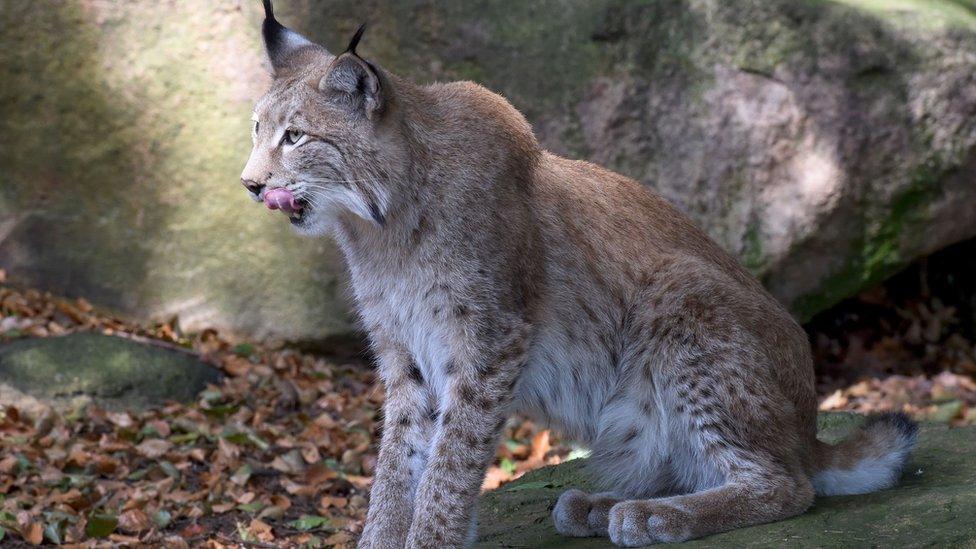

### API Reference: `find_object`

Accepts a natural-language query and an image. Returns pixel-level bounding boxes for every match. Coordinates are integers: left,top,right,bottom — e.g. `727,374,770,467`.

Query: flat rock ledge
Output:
477,413,976,547
0,332,221,412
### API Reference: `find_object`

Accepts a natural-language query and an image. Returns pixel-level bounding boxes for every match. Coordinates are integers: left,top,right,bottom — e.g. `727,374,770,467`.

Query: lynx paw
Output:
607,500,692,547
553,489,620,538
553,489,593,537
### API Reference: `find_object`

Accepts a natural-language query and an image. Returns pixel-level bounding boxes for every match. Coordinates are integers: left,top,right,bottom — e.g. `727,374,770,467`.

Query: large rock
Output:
1,1,974,343
0,2,354,344
477,413,976,547
0,333,221,411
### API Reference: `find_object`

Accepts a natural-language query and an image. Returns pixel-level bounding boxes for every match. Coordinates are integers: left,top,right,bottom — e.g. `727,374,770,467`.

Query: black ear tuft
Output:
319,23,384,119
261,0,329,75
345,23,368,56
262,0,291,66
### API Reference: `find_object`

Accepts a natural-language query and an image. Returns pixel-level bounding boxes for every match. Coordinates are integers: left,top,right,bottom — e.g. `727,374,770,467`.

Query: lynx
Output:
241,2,917,547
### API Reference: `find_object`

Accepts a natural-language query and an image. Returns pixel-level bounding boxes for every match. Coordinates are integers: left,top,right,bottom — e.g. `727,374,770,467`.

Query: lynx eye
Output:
284,129,305,146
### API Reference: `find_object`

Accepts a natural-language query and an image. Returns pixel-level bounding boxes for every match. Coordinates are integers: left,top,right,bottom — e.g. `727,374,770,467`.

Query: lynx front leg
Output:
405,325,529,548
358,349,433,549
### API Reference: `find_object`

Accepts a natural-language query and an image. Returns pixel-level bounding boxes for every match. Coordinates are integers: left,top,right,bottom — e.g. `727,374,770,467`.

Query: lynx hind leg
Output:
606,469,814,546
552,489,622,537
602,367,816,544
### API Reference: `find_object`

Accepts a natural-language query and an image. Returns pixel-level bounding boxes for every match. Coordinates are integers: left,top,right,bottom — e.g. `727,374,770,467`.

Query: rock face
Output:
1,1,974,343
0,333,220,410
0,2,354,345
477,413,976,547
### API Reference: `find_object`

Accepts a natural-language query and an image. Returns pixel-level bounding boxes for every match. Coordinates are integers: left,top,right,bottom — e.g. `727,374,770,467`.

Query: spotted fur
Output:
242,5,918,547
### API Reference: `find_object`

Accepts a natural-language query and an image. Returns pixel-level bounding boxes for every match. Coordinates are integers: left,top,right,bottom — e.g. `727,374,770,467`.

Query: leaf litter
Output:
3,248,976,546
0,278,573,547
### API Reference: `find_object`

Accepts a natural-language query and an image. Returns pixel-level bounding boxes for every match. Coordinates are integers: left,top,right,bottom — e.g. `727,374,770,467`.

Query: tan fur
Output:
243,10,917,547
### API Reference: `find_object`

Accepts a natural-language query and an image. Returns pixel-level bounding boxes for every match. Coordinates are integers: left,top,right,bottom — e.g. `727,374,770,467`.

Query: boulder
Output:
0,333,221,411
1,1,974,343
476,413,976,547
0,2,355,345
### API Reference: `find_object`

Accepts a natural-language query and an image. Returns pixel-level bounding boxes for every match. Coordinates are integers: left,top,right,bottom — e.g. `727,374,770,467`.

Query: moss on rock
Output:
0,333,220,410
477,413,976,547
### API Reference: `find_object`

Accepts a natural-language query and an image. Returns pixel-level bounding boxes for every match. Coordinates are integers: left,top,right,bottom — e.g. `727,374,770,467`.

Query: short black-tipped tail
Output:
812,412,918,496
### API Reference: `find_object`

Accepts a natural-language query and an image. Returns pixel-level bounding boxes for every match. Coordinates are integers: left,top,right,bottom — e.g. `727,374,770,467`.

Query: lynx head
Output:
241,0,407,235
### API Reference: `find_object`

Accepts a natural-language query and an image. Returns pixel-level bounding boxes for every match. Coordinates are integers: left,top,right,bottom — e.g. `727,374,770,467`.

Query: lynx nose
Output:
242,179,265,197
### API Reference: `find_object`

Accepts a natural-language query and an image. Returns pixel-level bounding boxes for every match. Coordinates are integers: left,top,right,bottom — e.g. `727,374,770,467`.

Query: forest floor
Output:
1,244,975,547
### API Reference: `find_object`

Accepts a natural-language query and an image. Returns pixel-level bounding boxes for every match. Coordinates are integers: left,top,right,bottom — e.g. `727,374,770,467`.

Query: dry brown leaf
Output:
118,509,151,534
305,462,338,486
281,479,318,497
107,412,134,428
161,535,190,548
319,495,347,510
0,455,17,474
135,439,172,459
236,491,256,505
248,519,275,542
301,445,322,464
528,430,551,463
180,523,205,539
217,438,240,462
270,494,292,510
22,521,43,545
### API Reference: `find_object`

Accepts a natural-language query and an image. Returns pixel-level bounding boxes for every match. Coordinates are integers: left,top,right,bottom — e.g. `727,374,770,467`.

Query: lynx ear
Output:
319,24,383,119
261,0,330,75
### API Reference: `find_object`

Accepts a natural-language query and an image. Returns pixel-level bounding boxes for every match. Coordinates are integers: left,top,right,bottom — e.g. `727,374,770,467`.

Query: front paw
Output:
553,489,621,538
607,500,692,547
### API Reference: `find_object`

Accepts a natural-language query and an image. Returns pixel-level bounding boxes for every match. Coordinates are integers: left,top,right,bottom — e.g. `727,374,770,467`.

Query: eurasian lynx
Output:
241,3,917,547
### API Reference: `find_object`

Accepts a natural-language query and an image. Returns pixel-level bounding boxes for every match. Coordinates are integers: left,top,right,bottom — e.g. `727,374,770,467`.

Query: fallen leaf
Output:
118,509,150,534
247,519,275,542
153,509,172,529
180,523,205,539
230,464,252,486
85,514,117,539
22,521,43,545
287,515,333,532
135,439,172,459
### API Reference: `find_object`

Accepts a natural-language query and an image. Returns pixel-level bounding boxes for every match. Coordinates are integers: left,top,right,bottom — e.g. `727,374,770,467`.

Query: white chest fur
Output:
353,264,454,405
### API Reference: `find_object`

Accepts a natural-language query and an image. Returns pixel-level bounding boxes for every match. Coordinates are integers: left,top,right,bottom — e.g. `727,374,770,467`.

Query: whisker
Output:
298,190,333,199
304,179,371,187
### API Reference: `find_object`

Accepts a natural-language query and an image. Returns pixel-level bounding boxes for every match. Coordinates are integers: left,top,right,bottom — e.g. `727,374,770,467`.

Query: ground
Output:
1,251,975,546
477,414,976,548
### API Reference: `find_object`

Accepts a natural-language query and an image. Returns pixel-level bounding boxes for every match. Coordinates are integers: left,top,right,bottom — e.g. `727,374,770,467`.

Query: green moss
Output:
792,157,947,321
741,222,765,274
828,0,976,30
0,333,220,410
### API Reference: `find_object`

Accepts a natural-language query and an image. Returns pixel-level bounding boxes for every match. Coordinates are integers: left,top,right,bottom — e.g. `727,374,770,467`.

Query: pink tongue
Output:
264,188,301,214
